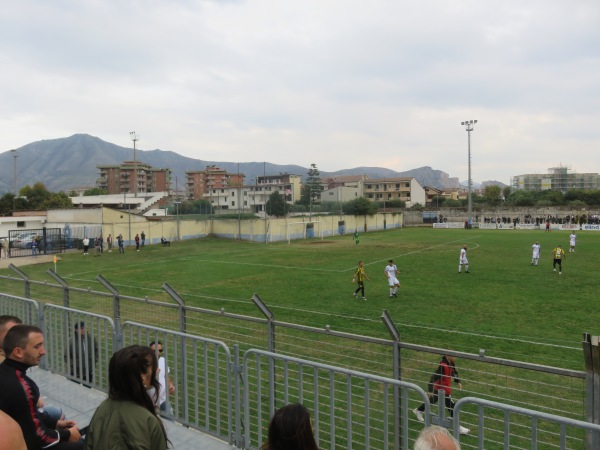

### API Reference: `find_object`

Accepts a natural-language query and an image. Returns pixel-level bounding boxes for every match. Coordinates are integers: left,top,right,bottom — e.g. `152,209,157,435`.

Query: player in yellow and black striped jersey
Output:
551,245,566,274
352,261,370,301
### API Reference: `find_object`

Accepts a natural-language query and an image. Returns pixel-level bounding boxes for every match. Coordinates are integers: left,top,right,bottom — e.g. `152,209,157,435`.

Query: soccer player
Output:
352,261,369,301
531,241,541,266
569,232,577,253
458,245,469,273
353,230,360,245
384,260,400,298
551,245,566,274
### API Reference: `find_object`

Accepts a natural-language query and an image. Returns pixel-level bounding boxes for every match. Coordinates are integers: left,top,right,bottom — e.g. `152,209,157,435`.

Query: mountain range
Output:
0,134,504,194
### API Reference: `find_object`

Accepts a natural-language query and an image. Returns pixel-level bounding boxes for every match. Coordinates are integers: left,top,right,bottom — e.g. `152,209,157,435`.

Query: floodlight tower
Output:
11,149,18,195
461,120,477,224
130,132,140,198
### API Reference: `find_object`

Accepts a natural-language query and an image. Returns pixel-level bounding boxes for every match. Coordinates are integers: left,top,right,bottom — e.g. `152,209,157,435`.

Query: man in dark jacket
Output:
65,322,98,384
0,325,83,449
413,354,470,435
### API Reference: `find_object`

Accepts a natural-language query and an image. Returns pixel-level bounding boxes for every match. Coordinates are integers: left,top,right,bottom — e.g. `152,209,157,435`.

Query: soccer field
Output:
4,227,598,370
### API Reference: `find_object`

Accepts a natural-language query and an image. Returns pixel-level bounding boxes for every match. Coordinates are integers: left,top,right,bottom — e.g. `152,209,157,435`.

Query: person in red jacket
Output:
413,355,470,435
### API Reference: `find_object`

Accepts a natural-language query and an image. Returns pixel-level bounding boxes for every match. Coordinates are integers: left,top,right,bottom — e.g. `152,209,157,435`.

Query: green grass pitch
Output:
4,227,597,370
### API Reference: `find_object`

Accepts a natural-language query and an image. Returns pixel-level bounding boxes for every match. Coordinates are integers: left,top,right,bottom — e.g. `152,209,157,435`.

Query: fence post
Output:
162,282,188,426
381,310,401,450
252,294,276,413
582,333,600,450
233,344,245,449
96,275,122,349
162,282,187,334
47,269,70,307
252,294,275,353
8,264,30,298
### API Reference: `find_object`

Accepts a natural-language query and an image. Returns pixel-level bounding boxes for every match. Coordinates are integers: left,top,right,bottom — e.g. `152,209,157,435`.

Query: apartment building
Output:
363,177,426,207
511,166,599,192
203,173,301,213
185,165,245,200
97,161,171,195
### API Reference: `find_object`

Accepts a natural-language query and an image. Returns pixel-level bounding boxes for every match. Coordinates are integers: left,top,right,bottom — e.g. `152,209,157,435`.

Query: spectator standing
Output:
141,230,146,247
31,239,38,258
0,325,83,449
135,234,140,251
413,355,470,435
82,237,90,255
84,345,168,450
531,241,541,266
352,260,369,301
65,322,98,384
94,238,101,257
98,235,104,253
106,234,113,252
117,234,124,253
149,341,175,414
260,403,319,450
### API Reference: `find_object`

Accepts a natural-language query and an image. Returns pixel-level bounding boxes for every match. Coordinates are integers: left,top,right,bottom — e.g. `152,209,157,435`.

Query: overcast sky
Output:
1,1,598,184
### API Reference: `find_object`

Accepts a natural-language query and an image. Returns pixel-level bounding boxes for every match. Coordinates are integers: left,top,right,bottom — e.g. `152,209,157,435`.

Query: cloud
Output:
1,0,599,184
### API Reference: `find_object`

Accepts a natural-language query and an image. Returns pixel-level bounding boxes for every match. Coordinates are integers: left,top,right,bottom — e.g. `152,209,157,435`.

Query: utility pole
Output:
130,132,139,198
461,120,477,225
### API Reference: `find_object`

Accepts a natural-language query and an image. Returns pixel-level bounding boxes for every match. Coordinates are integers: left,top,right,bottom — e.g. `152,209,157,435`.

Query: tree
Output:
265,191,289,217
506,190,534,206
0,193,16,215
20,182,51,209
83,187,108,196
343,197,378,215
177,199,213,215
502,186,512,199
408,203,424,211
483,185,502,206
378,199,406,208
42,192,73,209
300,164,323,206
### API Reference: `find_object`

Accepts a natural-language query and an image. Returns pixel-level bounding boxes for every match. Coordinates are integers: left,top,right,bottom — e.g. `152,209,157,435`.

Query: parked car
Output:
13,232,53,249
12,232,37,249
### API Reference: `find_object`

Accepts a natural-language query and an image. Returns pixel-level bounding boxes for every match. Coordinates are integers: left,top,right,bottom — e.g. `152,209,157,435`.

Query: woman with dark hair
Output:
261,403,319,450
84,345,168,449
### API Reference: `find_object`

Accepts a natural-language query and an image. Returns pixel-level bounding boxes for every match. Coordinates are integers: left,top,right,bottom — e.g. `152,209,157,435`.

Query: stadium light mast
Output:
130,132,139,198
461,120,477,225
11,149,18,211
11,149,18,195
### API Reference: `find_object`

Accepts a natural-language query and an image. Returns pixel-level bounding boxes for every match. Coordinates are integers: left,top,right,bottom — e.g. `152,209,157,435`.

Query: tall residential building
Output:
363,178,426,207
511,166,599,192
97,161,171,195
185,165,245,200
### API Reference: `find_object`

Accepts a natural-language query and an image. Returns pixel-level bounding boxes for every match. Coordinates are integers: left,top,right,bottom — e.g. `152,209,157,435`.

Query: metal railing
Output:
454,397,600,450
2,275,600,449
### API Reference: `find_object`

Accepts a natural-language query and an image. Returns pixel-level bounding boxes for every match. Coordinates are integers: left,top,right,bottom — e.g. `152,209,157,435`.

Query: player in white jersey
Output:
384,260,400,298
531,241,541,266
569,233,577,252
458,245,469,273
